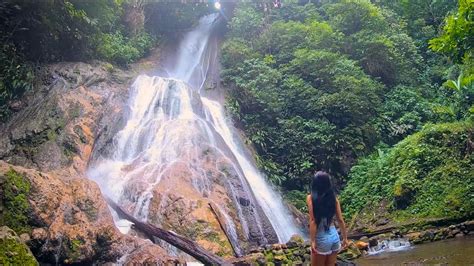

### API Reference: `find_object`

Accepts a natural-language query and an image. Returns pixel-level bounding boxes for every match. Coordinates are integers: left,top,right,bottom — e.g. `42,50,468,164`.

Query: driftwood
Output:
208,202,242,257
105,197,228,265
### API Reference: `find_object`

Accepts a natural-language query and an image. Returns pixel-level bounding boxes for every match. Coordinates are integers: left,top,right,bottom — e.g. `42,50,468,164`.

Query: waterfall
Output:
88,13,300,248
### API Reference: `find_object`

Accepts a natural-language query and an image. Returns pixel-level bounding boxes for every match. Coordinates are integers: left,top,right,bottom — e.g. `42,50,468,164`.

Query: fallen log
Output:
105,197,228,265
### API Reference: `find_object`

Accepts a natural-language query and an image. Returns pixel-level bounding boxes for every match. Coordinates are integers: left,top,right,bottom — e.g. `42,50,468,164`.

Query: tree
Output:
429,0,474,64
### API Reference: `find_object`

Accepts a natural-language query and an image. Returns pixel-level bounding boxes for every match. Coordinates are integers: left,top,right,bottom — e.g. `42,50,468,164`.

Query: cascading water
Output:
367,238,411,255
88,13,300,251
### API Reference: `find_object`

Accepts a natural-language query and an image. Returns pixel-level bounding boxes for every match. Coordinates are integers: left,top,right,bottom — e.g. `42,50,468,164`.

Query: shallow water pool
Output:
355,235,474,265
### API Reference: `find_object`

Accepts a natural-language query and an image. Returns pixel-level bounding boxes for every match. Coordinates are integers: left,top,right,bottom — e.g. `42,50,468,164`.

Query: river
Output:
356,236,474,265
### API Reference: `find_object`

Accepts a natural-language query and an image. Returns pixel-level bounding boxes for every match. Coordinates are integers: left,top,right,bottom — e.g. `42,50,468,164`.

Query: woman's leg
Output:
326,252,338,266
312,252,326,266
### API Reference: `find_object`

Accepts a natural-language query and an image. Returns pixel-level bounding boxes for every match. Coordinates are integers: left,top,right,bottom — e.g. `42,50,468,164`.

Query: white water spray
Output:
89,13,300,244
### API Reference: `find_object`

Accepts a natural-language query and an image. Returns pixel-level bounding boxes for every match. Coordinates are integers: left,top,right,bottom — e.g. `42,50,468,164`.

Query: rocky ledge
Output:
231,235,356,266
369,220,474,246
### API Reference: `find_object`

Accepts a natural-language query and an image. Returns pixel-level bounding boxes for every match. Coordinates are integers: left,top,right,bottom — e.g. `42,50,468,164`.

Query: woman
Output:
307,171,349,266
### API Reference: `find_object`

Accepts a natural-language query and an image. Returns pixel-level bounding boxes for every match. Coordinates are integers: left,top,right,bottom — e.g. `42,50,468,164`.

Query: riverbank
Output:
231,220,474,265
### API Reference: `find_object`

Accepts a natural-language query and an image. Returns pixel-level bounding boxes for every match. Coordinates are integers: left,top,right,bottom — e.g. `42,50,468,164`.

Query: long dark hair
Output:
311,171,336,231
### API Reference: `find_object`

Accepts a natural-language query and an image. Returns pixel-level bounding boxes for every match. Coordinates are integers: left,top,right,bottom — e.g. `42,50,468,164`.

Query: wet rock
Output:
355,240,368,250
273,254,286,263
122,240,182,265
375,218,389,226
286,234,305,248
254,253,266,265
337,241,361,260
0,62,130,174
19,233,31,243
464,220,474,231
368,238,378,247
359,236,369,242
273,249,284,256
249,247,264,254
238,197,251,206
421,230,435,241
406,232,423,244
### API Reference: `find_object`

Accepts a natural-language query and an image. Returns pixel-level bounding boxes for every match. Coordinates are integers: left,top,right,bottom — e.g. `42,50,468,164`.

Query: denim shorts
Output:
315,225,341,255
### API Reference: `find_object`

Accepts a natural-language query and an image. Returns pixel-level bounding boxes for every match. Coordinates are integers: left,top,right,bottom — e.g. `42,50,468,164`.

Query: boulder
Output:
463,220,474,231
286,234,305,248
354,240,369,250
0,162,176,265
368,238,378,247
337,241,361,260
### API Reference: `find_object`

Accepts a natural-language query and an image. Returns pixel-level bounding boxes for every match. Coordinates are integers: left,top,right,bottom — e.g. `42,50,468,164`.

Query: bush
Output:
96,32,155,66
0,44,33,121
341,120,474,221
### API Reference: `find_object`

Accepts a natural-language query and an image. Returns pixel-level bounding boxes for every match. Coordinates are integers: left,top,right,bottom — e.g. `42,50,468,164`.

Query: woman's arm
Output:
307,195,317,251
335,198,349,247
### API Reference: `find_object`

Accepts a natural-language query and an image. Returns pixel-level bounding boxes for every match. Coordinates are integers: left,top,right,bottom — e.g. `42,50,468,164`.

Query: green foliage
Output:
2,168,31,234
432,71,474,121
220,39,258,69
429,0,473,63
285,190,308,212
223,1,469,225
0,43,33,121
269,3,321,22
0,0,171,119
0,234,38,266
96,31,155,65
256,21,342,64
321,0,424,87
323,0,388,35
376,0,456,52
378,86,435,143
228,4,264,41
1,0,125,62
341,120,474,220
67,238,85,262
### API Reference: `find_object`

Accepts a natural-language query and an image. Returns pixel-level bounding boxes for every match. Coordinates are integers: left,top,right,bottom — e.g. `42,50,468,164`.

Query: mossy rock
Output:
2,168,32,234
0,226,38,265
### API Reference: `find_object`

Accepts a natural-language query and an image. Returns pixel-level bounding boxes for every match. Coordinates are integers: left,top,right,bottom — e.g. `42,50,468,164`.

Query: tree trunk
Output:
105,197,229,265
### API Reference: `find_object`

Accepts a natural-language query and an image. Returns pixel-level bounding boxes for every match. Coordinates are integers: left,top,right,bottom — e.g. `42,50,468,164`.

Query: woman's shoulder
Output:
306,194,312,203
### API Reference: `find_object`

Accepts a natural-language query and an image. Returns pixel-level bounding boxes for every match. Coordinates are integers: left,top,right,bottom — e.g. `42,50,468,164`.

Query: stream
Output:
356,236,474,265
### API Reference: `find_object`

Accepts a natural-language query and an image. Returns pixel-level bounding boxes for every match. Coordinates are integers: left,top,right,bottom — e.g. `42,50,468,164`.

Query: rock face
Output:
87,76,280,257
0,62,132,174
0,62,179,264
0,60,282,264
0,160,180,264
